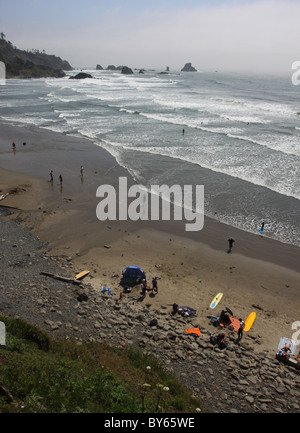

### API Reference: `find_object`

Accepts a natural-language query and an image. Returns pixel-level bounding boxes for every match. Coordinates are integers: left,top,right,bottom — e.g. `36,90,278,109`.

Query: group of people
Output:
277,343,300,365
12,141,26,149
140,277,158,298
119,277,159,301
49,166,84,185
49,170,63,185
227,222,265,253
217,309,245,342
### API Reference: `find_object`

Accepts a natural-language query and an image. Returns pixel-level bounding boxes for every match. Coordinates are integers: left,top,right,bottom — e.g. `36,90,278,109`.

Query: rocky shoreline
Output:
0,207,299,414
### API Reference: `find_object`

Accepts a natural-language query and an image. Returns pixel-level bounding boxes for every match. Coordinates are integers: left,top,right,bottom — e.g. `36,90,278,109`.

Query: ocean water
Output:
0,69,299,246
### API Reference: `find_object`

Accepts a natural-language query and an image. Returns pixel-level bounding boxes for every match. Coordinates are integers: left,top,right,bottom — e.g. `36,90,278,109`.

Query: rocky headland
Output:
0,35,72,78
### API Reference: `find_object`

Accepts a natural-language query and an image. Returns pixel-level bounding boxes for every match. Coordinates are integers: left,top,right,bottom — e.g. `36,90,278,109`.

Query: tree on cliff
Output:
0,35,73,78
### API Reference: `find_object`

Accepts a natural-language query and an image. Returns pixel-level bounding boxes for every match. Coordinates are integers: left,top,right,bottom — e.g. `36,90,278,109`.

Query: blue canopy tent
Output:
121,266,146,286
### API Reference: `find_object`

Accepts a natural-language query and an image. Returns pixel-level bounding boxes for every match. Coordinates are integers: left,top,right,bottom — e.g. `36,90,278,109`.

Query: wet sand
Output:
1,121,299,354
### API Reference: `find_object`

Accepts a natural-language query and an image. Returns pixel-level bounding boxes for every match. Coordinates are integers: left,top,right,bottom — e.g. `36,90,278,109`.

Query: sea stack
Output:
69,72,93,80
181,63,197,72
121,66,134,75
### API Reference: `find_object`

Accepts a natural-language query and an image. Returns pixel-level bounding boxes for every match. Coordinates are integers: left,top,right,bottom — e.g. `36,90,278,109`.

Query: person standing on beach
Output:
49,170,53,182
237,318,245,341
228,237,235,253
80,166,84,177
140,280,147,299
59,174,63,185
152,277,158,294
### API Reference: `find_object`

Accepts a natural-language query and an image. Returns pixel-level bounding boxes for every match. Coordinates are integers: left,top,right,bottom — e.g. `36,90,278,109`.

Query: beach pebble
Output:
245,396,254,404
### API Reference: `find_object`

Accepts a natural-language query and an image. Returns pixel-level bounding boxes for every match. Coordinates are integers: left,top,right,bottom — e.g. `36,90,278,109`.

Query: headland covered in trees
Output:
0,33,73,78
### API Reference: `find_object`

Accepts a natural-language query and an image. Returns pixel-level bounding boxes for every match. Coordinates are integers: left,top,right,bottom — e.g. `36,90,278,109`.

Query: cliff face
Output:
0,37,73,78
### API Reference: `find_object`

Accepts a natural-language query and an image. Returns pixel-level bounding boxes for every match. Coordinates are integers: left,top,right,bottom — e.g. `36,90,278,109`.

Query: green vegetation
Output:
0,33,72,78
5,59,66,79
0,316,201,413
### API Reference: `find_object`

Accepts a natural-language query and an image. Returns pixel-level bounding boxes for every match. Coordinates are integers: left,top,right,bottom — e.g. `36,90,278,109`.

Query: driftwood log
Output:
40,272,89,302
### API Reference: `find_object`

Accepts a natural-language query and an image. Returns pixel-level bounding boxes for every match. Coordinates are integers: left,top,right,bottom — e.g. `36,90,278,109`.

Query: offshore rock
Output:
69,72,93,80
121,66,134,75
181,62,197,72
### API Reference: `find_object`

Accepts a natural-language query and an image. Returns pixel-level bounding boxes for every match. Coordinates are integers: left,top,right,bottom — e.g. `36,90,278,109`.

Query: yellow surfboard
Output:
244,312,256,332
210,292,223,309
74,270,90,280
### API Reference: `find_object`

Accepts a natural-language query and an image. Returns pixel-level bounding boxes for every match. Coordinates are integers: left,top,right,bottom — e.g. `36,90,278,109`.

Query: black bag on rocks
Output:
77,293,88,302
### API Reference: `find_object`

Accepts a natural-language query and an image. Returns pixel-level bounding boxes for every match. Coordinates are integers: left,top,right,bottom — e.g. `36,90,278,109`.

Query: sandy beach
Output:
1,121,299,356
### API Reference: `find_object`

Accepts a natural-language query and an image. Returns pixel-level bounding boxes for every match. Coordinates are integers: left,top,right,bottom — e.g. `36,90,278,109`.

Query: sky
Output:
1,0,300,74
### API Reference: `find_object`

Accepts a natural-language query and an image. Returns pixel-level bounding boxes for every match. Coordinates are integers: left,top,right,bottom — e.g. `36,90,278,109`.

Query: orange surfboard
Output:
184,328,201,337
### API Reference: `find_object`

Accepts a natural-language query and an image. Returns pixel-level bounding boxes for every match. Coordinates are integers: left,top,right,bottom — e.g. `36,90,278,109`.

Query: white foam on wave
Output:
95,138,140,182
208,95,295,117
57,112,80,118
137,111,300,157
3,71,299,203
218,114,268,124
154,93,295,124
94,137,299,201
145,146,300,200
119,108,140,115
1,114,58,127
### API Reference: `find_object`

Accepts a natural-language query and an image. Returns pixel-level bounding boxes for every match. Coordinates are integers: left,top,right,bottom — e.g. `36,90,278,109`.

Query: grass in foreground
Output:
0,316,201,413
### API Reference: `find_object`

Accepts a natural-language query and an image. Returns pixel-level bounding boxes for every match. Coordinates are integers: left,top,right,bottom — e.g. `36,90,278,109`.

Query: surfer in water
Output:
260,221,265,232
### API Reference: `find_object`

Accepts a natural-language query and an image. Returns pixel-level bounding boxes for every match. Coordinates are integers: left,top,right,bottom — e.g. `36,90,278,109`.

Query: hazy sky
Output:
1,0,299,74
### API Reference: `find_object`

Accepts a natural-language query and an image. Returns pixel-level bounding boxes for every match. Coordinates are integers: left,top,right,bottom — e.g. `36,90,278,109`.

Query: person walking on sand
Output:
228,237,235,253
152,277,158,294
237,318,245,341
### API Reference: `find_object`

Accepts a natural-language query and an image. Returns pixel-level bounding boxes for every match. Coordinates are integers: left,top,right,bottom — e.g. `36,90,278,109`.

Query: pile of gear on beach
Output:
104,264,300,368
276,337,300,369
